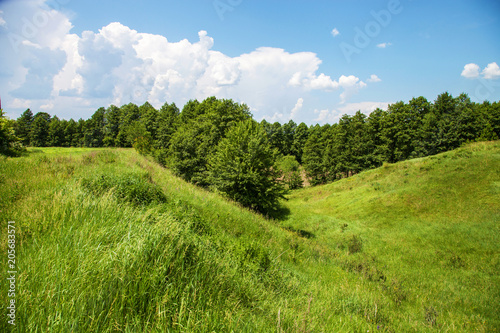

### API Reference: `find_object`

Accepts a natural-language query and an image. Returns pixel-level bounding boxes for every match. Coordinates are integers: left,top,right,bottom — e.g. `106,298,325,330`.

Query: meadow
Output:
0,141,499,332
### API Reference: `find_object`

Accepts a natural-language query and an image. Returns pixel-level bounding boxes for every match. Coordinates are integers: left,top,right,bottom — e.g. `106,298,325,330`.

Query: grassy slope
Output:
283,141,500,332
0,141,498,332
0,149,303,332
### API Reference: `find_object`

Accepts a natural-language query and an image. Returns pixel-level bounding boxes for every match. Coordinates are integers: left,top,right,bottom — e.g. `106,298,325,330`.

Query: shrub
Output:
208,120,287,215
276,155,303,190
0,109,25,157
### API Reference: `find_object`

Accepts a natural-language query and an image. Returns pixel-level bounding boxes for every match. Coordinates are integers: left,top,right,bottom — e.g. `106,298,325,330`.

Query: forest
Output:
1,91,499,214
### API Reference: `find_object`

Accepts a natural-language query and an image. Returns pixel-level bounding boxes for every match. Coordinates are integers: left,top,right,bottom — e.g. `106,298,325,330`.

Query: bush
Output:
0,109,25,157
208,120,287,215
276,155,303,190
81,173,166,206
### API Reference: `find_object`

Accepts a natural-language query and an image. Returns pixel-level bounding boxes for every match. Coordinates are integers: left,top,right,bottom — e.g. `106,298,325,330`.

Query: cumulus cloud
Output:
76,28,125,98
0,0,371,120
290,97,304,120
331,28,340,37
367,74,381,83
314,109,333,123
338,75,367,103
10,45,66,99
482,62,500,80
461,63,480,79
461,62,500,80
376,42,392,48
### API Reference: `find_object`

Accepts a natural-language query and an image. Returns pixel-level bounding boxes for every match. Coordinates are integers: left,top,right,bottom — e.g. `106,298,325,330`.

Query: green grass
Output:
0,142,499,332
282,141,500,332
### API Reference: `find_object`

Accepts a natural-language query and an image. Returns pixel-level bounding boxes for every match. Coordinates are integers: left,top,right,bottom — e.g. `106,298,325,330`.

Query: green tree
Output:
276,155,303,190
302,124,329,185
154,102,180,166
208,120,287,215
169,97,251,186
366,108,387,166
381,101,416,162
63,119,77,147
156,102,180,150
84,107,105,147
75,119,87,147
15,108,33,146
408,96,432,157
270,122,285,155
0,109,24,156
433,92,459,153
291,122,309,164
347,111,375,174
281,120,297,156
103,105,121,147
179,99,201,124
139,102,159,141
116,103,140,147
48,116,64,146
128,122,153,155
30,112,51,147
477,101,500,141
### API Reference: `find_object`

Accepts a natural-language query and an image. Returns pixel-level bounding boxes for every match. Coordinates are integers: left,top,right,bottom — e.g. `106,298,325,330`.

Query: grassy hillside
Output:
0,142,498,332
282,141,500,332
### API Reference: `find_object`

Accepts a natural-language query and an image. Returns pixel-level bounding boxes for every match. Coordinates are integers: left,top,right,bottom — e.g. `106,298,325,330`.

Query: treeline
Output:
303,93,499,185
3,92,500,213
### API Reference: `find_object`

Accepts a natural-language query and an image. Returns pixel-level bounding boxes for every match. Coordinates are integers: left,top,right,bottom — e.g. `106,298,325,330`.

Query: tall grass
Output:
0,142,499,332
0,149,305,332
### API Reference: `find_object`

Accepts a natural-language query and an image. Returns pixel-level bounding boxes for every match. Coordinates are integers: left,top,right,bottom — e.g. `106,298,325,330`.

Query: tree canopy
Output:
208,120,287,214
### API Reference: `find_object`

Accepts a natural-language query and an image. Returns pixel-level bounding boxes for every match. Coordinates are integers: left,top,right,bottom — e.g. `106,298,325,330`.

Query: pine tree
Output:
15,108,34,146
30,112,51,147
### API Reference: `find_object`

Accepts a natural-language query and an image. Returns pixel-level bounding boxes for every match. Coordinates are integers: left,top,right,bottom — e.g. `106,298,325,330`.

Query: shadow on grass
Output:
284,226,315,239
264,204,291,221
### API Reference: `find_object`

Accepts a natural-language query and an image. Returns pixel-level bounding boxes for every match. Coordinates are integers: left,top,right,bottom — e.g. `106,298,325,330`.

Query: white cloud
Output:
337,101,390,115
461,62,500,80
10,98,31,109
0,0,371,121
367,74,381,83
314,109,333,123
461,63,480,79
482,62,500,80
313,101,391,124
10,45,67,99
0,10,7,27
331,28,340,37
338,75,367,103
290,97,304,120
40,102,54,110
376,42,392,48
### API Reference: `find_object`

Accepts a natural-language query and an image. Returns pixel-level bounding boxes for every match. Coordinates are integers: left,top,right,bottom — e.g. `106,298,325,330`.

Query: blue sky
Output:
1,0,499,124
